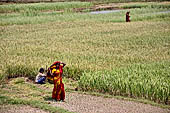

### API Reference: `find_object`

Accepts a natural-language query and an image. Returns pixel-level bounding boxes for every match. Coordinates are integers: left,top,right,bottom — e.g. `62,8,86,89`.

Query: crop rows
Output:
79,63,170,104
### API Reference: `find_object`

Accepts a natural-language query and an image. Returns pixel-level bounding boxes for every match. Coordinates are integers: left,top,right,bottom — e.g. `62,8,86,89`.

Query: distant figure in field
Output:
126,12,130,22
35,68,46,84
48,61,66,101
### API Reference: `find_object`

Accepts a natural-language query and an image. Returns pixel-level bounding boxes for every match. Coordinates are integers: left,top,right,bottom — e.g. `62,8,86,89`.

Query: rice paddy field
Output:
0,1,170,106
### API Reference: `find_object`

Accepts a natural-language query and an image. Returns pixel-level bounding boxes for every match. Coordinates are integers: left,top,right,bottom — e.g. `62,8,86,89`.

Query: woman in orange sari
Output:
48,61,66,101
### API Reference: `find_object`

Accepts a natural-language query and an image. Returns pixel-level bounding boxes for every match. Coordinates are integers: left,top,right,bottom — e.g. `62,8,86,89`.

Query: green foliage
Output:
0,78,74,113
0,95,72,113
121,4,148,9
150,4,170,9
13,77,25,84
5,65,38,80
0,73,6,83
0,2,93,13
64,67,85,80
78,62,170,104
122,3,170,9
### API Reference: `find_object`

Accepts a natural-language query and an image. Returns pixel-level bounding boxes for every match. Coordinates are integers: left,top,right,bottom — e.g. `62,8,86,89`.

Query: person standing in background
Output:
126,11,130,22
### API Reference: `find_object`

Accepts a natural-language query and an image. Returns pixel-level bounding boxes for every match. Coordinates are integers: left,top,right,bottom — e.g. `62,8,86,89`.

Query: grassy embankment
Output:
0,1,170,108
0,77,75,113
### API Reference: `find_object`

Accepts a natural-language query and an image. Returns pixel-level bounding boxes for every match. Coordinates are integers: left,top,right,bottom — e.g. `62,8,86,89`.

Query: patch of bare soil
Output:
74,3,122,12
0,105,49,113
92,3,123,11
49,92,170,113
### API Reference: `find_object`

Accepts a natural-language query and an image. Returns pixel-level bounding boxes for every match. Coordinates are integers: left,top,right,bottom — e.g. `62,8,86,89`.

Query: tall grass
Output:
5,65,38,80
121,2,170,9
0,2,93,13
79,62,170,104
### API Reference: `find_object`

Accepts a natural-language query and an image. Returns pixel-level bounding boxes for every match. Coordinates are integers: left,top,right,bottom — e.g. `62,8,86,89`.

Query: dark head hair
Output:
56,62,60,65
127,11,130,14
53,61,60,65
39,68,44,73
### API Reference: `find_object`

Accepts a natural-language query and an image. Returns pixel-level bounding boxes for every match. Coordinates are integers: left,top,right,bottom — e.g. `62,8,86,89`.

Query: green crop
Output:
0,2,93,13
79,63,170,104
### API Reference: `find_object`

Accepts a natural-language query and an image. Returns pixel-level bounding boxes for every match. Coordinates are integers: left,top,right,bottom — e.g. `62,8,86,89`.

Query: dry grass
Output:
1,20,170,70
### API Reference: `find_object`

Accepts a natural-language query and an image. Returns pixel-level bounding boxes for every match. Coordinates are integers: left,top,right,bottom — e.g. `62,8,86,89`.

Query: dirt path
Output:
35,80,170,113
49,92,170,113
0,105,49,113
1,78,169,113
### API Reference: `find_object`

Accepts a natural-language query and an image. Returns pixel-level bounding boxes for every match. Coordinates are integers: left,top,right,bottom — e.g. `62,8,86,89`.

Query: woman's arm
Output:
61,62,66,67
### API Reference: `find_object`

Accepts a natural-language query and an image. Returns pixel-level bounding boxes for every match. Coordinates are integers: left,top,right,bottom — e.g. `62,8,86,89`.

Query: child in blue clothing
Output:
35,68,46,84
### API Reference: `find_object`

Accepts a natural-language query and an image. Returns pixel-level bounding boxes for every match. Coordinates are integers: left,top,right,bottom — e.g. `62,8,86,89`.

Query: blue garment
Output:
37,76,46,84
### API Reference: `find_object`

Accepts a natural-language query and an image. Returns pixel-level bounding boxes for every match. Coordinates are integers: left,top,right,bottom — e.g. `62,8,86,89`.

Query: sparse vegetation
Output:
0,78,74,113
